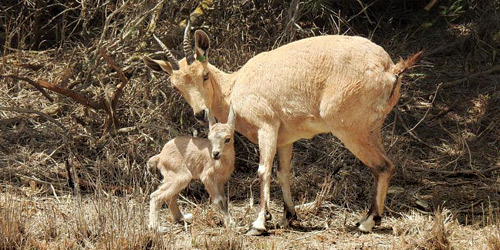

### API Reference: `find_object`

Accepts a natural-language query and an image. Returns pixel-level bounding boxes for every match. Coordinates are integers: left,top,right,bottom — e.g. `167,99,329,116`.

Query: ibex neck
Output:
207,64,237,123
219,145,235,168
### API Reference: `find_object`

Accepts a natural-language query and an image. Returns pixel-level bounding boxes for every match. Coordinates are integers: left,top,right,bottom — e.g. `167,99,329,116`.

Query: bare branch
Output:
1,74,103,110
0,106,68,136
36,79,103,110
1,74,54,102
442,65,500,88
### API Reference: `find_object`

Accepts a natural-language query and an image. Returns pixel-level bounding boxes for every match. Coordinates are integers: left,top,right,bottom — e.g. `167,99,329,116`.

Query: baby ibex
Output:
147,107,236,233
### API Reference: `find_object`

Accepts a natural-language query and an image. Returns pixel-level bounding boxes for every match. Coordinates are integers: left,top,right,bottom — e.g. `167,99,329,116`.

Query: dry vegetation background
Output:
1,0,499,249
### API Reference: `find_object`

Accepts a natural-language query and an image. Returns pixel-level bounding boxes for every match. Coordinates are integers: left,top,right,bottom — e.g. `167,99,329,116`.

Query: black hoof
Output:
279,215,299,229
245,227,269,236
265,211,273,221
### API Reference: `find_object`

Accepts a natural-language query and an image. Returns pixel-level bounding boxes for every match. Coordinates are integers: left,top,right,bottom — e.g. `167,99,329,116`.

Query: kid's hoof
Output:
149,225,169,234
245,227,269,236
157,226,169,234
183,213,194,221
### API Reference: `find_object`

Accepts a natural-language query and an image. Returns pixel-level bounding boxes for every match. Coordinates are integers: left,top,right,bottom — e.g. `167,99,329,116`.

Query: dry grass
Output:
1,0,500,249
1,192,499,249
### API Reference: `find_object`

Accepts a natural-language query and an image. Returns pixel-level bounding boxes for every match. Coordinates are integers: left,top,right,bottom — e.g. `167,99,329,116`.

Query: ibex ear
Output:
207,109,217,129
194,30,210,61
143,56,173,75
227,104,236,129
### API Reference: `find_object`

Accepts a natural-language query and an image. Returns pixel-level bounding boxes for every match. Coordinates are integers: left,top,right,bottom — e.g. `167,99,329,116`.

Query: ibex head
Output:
143,22,212,121
207,105,235,160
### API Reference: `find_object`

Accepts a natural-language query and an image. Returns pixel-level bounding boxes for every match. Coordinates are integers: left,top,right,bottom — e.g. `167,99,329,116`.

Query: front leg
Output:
216,182,233,226
203,179,232,226
247,126,278,236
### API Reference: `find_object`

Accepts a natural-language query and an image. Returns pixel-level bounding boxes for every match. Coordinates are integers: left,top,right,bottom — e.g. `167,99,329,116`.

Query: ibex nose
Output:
212,151,220,160
194,110,206,122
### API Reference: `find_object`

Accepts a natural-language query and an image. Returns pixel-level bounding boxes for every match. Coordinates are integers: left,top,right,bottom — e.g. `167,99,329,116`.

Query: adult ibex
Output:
144,22,422,235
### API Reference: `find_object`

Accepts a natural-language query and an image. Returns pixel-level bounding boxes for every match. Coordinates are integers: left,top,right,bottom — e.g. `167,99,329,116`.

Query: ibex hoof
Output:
149,225,169,234
182,213,194,221
245,227,269,236
356,217,375,233
278,213,298,228
356,214,381,233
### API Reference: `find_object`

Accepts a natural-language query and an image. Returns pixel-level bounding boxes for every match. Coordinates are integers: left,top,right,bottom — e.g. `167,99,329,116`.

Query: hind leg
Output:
334,127,395,232
149,172,191,232
276,143,297,228
167,193,193,222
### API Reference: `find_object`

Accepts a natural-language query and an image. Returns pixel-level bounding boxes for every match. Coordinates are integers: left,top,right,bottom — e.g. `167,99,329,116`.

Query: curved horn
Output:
183,20,195,65
153,34,179,70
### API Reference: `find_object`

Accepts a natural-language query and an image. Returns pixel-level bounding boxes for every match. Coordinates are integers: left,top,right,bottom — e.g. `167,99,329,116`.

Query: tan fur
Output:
145,33,422,234
147,110,236,232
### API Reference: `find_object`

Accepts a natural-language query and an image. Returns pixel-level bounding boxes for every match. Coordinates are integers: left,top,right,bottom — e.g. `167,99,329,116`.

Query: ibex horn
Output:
153,34,180,70
183,20,195,65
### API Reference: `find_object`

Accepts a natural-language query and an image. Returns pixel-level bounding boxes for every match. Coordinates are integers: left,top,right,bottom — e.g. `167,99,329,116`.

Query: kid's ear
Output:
207,109,217,129
143,56,174,75
194,30,210,61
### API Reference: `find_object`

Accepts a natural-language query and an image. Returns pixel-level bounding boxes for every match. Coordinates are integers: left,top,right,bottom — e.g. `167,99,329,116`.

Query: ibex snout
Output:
212,151,221,160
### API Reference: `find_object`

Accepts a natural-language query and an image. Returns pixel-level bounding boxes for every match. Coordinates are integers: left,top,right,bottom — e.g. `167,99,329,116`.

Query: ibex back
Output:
144,23,422,235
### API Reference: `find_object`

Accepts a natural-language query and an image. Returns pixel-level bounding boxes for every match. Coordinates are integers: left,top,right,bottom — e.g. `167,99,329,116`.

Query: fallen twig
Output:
99,48,129,133
442,65,500,88
1,74,54,101
36,79,103,109
65,159,80,196
407,165,500,177
0,106,69,137
425,36,469,58
395,108,434,148
425,0,440,11
402,83,442,135
429,100,460,121
99,48,129,110
0,74,103,109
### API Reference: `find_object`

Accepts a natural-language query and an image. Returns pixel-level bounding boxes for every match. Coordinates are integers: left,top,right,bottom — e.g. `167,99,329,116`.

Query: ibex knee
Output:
371,160,394,176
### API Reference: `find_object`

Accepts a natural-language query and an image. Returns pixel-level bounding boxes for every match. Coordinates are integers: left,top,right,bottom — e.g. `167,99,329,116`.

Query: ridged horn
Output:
183,20,194,65
153,34,179,70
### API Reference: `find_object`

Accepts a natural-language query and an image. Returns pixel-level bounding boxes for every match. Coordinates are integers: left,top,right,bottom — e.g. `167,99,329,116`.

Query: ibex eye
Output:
224,138,230,144
203,74,209,81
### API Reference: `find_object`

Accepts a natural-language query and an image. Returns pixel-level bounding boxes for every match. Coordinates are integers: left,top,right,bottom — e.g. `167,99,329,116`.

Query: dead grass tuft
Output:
487,231,500,250
426,209,452,250
199,229,244,250
0,196,27,250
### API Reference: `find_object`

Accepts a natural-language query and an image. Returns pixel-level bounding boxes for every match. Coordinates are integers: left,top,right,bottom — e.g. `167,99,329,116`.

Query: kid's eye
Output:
203,73,209,81
224,138,230,144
